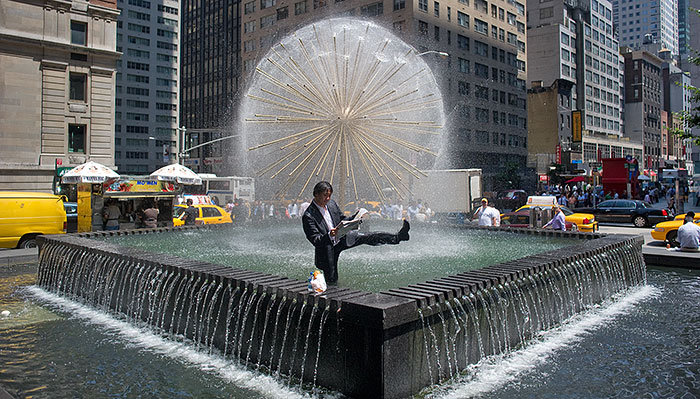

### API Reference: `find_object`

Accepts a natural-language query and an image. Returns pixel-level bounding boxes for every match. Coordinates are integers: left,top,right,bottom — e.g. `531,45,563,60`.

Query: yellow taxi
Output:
343,200,382,216
512,196,599,232
173,204,233,227
651,213,700,246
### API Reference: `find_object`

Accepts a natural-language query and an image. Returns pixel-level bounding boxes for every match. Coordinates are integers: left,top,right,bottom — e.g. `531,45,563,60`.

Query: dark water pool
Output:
100,221,580,292
1,264,697,398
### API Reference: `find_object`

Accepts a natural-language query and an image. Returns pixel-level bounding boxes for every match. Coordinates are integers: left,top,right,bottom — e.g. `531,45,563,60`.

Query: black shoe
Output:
398,219,410,241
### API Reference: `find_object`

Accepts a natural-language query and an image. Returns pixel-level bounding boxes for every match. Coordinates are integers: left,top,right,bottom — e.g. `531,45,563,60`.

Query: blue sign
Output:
571,159,582,164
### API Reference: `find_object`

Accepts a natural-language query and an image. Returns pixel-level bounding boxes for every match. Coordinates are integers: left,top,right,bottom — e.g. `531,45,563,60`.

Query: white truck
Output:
410,169,482,223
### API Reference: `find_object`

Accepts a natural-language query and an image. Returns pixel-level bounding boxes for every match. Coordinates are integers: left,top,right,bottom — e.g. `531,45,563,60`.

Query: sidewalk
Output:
0,248,38,267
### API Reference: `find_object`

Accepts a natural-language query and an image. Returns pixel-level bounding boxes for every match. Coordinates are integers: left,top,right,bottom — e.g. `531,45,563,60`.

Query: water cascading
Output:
36,228,645,398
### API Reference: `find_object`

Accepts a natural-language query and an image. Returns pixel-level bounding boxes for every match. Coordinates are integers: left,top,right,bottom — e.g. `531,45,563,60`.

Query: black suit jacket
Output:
302,199,349,272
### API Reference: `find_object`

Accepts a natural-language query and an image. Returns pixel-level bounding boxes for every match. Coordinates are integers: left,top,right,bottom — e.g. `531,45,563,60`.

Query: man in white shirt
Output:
677,211,700,251
473,198,499,226
302,181,410,284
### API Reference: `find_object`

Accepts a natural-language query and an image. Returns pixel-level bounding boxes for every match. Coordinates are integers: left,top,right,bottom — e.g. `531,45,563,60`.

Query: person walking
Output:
182,198,198,226
103,200,121,231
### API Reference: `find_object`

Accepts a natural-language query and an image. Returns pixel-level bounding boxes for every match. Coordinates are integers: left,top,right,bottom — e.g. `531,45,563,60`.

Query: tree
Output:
493,161,522,190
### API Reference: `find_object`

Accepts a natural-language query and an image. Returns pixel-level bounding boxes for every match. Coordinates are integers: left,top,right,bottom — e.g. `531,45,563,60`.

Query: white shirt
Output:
678,222,700,249
479,206,500,226
314,201,337,245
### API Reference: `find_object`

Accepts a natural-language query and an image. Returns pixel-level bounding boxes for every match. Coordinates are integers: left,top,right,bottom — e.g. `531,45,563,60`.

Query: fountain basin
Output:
36,225,644,398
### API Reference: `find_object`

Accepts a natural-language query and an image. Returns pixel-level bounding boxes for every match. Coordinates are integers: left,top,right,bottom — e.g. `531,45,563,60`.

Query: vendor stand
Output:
102,178,179,230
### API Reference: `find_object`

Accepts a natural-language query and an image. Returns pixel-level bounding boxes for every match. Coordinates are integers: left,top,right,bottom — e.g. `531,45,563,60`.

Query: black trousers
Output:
325,231,399,283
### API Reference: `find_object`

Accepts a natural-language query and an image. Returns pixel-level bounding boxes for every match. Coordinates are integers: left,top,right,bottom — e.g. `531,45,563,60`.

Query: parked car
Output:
500,209,574,230
651,213,700,246
0,191,66,248
172,204,233,226
64,202,78,233
577,199,671,228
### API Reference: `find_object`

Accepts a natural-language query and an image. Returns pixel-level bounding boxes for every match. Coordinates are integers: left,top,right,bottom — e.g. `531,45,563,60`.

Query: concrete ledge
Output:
643,245,700,269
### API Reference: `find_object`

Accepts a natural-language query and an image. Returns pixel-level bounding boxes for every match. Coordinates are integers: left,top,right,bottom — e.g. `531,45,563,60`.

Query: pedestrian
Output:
677,211,700,251
473,198,499,226
182,198,198,226
103,200,121,231
142,200,159,228
543,205,567,231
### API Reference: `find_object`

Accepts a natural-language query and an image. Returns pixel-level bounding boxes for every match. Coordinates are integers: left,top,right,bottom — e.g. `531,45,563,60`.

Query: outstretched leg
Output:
350,219,410,247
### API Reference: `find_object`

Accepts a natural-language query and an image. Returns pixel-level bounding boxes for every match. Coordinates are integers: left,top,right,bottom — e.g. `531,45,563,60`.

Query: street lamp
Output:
415,50,450,58
176,126,187,165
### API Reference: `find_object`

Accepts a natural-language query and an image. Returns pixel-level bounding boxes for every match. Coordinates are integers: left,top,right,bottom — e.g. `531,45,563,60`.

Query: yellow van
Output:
0,192,67,249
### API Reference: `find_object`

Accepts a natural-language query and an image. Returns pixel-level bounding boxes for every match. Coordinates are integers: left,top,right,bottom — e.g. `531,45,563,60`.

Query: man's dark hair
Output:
313,181,333,196
186,199,193,205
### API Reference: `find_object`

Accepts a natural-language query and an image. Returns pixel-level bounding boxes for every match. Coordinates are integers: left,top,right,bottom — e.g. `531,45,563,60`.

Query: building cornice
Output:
0,31,121,59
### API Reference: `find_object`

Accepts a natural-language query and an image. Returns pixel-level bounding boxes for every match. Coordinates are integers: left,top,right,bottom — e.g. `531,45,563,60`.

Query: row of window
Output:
457,128,527,148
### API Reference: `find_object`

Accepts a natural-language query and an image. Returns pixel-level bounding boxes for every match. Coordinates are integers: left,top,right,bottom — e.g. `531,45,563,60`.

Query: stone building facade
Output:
182,0,529,189
0,0,120,192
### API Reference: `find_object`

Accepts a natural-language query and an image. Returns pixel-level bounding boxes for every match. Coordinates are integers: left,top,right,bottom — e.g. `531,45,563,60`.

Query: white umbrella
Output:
150,163,202,185
61,161,120,184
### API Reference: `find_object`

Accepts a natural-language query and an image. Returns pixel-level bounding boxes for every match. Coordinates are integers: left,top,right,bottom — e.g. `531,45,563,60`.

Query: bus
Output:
189,174,255,205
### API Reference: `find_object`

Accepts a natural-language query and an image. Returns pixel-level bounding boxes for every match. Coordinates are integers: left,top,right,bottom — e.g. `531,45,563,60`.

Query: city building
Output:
526,0,626,174
0,0,120,192
612,0,678,58
528,79,641,177
621,47,662,170
662,61,694,172
182,0,529,189
114,0,180,174
180,0,241,173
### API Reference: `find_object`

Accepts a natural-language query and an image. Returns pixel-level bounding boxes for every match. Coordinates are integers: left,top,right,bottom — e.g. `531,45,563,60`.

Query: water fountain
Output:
34,18,647,398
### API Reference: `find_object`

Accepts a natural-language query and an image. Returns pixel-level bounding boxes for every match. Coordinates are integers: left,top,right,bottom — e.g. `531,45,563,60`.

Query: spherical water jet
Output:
240,18,446,203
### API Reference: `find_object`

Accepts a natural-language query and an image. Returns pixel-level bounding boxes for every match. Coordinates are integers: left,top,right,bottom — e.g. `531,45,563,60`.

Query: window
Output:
69,73,87,101
419,0,428,12
128,10,150,21
475,85,489,100
361,2,383,16
474,40,488,56
157,17,177,27
418,21,428,35
295,1,307,14
313,0,326,8
474,19,488,34
474,62,488,78
434,1,439,16
71,21,87,45
261,0,276,9
244,40,256,52
68,124,86,153
457,34,469,50
458,81,470,95
127,23,150,34
458,57,469,73
245,1,256,13
277,6,288,19
244,21,256,33
156,41,176,50
157,29,177,39
127,87,149,96
393,0,405,10
474,0,487,13
260,14,275,28
458,11,469,28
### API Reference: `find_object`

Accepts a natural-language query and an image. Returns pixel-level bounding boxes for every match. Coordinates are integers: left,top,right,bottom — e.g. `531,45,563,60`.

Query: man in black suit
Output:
302,181,410,284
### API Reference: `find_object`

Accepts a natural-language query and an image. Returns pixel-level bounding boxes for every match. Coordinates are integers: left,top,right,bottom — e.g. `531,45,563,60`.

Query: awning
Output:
565,176,585,183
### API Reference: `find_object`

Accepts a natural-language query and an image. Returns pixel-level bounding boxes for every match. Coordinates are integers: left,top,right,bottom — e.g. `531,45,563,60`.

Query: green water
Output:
102,221,581,292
